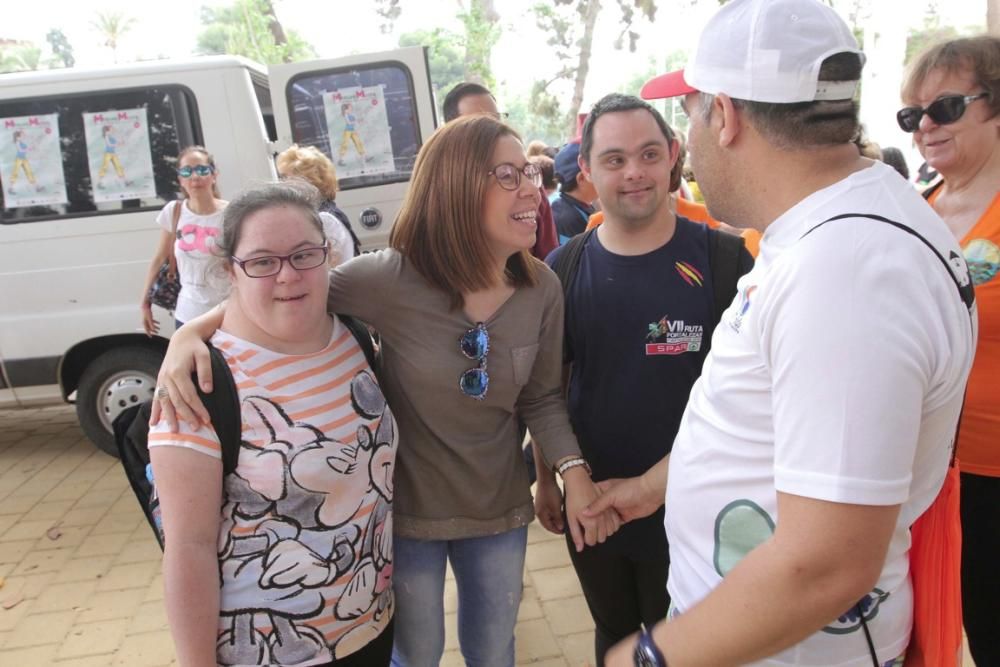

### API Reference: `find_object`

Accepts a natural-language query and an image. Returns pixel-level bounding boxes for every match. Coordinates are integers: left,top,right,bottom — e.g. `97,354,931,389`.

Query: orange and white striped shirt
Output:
149,319,396,666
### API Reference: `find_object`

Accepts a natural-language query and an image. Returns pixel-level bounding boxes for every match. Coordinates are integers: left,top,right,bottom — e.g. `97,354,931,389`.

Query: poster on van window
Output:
83,108,157,203
0,114,68,209
323,86,394,179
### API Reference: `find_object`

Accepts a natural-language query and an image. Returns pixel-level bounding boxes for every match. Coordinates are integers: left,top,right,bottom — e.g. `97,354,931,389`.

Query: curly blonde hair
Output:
275,144,339,200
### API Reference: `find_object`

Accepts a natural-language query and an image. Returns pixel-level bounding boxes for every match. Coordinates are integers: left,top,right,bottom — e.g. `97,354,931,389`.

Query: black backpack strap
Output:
338,314,378,370
549,228,595,304
200,343,242,476
708,228,746,325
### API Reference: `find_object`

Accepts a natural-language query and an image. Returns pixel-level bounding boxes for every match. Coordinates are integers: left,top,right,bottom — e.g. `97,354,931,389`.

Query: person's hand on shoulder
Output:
149,306,226,429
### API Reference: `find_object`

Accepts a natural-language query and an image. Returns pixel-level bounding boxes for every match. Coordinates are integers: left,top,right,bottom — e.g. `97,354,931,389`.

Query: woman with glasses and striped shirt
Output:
153,115,620,667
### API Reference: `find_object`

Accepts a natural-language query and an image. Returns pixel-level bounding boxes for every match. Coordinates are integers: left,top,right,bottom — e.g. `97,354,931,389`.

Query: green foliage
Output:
45,29,75,69
505,86,568,146
196,0,317,64
531,0,658,138
459,1,501,88
399,29,465,104
0,43,42,74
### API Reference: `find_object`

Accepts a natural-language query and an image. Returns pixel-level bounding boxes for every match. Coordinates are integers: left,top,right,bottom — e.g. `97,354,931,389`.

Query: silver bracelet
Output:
556,457,591,478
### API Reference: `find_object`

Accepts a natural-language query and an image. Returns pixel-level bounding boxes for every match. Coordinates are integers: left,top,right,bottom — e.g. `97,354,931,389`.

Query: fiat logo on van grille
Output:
360,207,382,229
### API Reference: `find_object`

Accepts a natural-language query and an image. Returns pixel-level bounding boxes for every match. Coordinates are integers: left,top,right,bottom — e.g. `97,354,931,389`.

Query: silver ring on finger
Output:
155,386,170,401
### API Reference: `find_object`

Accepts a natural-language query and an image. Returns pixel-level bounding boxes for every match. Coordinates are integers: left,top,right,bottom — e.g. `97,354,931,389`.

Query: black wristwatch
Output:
633,629,667,667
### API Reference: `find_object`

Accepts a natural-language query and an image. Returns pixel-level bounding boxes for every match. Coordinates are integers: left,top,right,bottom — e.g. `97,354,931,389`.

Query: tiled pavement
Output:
0,405,978,667
0,405,596,666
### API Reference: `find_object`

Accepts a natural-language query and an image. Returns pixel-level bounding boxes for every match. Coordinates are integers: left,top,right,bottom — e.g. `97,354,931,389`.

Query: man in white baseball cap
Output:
587,0,977,665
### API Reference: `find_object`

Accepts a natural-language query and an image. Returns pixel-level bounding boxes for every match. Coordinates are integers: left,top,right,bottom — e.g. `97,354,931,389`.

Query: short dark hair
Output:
442,82,495,122
529,155,557,191
701,52,864,149
579,93,676,164
217,181,325,261
880,147,910,180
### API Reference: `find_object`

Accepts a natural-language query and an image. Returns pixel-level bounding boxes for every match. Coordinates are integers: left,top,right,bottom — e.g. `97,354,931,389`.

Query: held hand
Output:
562,467,621,552
141,302,160,337
148,324,213,430
583,474,664,524
533,475,565,535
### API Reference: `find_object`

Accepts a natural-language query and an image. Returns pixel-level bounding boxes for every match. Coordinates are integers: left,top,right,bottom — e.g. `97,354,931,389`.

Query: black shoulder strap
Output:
708,228,746,325
802,212,975,468
802,213,976,313
549,228,595,303
338,314,378,370
200,343,242,476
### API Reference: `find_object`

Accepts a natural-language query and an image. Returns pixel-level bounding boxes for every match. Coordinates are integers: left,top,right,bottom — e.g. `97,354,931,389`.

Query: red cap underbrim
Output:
641,69,697,100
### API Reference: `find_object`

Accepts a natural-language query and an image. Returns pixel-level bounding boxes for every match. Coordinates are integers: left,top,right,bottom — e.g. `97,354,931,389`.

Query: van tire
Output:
76,347,163,456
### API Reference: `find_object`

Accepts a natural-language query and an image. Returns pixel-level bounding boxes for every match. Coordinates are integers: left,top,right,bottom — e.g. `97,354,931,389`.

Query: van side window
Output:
0,86,201,225
286,62,422,191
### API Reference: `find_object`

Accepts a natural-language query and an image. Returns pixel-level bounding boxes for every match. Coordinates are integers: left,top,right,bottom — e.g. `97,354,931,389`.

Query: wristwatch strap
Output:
633,629,667,667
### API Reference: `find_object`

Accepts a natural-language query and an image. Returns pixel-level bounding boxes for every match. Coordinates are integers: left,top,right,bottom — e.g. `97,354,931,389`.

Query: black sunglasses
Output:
896,93,989,133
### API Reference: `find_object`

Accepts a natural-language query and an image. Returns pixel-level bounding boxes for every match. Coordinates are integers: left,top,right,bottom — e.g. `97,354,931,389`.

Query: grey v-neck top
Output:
328,249,580,539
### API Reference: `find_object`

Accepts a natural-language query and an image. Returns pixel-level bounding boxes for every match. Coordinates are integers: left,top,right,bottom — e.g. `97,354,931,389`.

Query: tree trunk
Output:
259,0,291,62
461,0,500,85
566,0,602,140
989,0,999,35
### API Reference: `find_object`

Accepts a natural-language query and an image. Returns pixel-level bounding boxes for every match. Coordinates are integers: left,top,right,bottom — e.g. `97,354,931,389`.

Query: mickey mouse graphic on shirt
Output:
215,370,396,666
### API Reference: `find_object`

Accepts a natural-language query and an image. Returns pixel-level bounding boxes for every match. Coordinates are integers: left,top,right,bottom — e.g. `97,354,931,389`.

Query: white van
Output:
0,48,436,453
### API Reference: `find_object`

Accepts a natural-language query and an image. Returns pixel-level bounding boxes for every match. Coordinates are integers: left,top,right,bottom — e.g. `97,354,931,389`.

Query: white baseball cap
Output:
641,0,865,103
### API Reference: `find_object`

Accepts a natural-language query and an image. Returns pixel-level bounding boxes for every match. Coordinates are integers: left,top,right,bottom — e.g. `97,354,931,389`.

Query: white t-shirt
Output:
319,211,356,268
156,199,229,323
664,162,976,665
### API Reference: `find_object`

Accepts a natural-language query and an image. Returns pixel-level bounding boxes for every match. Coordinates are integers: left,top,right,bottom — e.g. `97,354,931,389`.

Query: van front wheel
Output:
76,347,163,456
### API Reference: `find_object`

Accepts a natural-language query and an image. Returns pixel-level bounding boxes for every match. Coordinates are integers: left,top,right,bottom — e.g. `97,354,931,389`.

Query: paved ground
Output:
0,405,978,666
0,405,596,666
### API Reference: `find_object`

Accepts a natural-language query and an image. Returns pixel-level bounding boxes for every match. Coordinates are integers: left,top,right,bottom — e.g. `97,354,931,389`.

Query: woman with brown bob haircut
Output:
151,114,619,667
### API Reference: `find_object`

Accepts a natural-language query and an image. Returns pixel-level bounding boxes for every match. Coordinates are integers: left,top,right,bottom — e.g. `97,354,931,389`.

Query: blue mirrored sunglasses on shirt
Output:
459,322,490,400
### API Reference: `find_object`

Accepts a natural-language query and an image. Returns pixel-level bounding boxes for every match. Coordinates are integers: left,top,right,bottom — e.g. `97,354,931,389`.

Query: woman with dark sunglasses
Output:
140,145,228,335
901,35,1000,667
152,116,620,667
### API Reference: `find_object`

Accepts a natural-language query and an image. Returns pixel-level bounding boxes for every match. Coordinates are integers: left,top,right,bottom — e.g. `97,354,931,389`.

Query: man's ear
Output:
667,137,681,170
716,93,741,148
578,155,592,182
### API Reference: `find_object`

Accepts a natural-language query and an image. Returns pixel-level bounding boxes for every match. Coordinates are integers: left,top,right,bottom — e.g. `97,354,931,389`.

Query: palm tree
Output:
0,44,42,73
91,11,136,64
